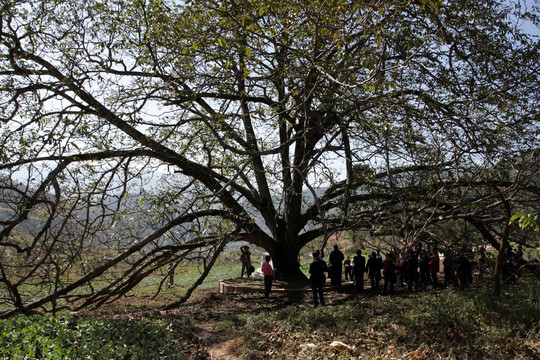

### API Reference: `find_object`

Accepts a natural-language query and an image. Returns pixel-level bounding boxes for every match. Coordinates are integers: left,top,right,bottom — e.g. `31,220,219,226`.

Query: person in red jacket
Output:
261,255,275,298
429,250,440,287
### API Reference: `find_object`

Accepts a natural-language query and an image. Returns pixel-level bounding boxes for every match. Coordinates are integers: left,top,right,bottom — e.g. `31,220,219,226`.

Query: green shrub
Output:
0,315,191,360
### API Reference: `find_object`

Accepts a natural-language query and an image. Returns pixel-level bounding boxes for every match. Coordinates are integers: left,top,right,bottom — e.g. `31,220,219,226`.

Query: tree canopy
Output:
1,0,539,315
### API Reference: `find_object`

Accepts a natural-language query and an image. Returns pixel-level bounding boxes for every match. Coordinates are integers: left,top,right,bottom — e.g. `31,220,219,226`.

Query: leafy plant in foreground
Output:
0,315,191,360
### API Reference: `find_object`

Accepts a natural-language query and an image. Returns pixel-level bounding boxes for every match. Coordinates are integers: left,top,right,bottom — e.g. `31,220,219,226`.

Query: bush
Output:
0,315,192,360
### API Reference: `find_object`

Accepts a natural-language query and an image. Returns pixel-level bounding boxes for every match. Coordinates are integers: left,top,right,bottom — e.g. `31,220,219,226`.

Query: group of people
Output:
327,243,518,295
240,242,527,308
328,245,367,292
240,244,333,307
309,245,369,307
338,244,480,294
240,245,275,298
311,243,499,303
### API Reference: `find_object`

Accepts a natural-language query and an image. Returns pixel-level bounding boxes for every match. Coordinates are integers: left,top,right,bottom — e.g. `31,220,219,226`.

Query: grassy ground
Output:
0,258,538,359
238,279,539,359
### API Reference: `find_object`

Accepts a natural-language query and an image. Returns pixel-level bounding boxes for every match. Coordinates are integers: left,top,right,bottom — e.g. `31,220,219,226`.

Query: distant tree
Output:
1,0,538,314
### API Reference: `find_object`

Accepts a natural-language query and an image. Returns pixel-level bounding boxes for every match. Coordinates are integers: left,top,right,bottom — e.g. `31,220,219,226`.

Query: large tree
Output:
1,0,539,314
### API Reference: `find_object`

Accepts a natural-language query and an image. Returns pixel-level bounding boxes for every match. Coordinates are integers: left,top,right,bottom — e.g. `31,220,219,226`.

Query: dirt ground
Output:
92,270,539,360
93,279,359,359
176,280,355,360
186,290,290,360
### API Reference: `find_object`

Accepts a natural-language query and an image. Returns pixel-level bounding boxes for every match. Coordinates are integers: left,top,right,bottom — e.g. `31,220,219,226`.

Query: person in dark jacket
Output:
456,249,473,290
353,250,366,292
366,251,381,290
406,249,420,292
443,250,456,287
329,245,345,286
419,250,430,287
309,251,328,308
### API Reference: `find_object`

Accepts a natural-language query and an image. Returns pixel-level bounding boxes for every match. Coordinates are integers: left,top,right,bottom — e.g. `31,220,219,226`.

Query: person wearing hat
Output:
240,245,252,278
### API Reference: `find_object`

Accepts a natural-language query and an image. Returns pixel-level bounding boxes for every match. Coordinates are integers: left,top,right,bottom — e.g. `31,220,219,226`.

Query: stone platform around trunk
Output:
218,278,311,294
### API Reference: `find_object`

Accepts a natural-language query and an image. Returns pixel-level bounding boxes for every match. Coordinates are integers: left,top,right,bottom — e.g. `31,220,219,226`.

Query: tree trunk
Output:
269,241,308,287
492,187,512,296
492,236,508,296
268,242,307,303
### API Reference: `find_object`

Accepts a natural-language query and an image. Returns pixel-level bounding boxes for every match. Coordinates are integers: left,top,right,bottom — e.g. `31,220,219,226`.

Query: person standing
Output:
394,248,404,290
353,250,366,292
309,251,328,308
443,250,455,287
375,250,383,288
329,245,345,286
429,250,440,287
366,252,378,289
382,254,396,294
477,247,486,282
344,256,352,281
240,245,252,278
406,249,420,292
456,249,472,290
419,250,431,287
261,255,275,298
